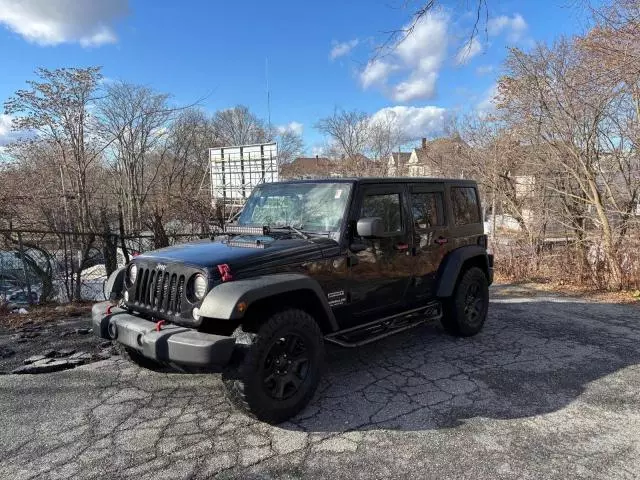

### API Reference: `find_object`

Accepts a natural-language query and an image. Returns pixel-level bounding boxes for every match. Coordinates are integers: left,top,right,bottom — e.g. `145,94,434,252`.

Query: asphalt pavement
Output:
1,285,639,479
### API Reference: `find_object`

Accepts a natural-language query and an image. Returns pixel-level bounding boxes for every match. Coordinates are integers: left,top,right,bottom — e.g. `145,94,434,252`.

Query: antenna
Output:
266,57,271,133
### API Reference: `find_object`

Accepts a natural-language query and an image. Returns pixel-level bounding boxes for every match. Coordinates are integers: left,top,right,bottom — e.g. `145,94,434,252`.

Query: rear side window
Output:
451,187,480,225
361,193,402,233
411,192,444,229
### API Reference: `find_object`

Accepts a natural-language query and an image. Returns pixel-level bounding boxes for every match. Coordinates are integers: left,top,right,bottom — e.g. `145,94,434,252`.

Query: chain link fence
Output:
0,229,214,307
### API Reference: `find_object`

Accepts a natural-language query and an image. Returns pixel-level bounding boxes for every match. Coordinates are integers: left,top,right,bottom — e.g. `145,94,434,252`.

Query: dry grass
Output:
0,302,93,330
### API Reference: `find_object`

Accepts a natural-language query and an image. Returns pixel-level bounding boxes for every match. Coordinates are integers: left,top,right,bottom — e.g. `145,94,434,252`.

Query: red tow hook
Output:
155,320,166,332
217,263,233,282
106,305,114,315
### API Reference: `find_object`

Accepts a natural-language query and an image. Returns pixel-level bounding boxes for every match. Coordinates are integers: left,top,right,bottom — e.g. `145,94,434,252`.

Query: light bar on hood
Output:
224,225,270,236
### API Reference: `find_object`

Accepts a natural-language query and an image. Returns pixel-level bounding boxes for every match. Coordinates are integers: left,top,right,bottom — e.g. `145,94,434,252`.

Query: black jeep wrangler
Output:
93,178,493,423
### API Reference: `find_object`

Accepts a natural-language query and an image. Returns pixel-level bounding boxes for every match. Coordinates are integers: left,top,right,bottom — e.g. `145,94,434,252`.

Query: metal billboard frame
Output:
209,142,278,220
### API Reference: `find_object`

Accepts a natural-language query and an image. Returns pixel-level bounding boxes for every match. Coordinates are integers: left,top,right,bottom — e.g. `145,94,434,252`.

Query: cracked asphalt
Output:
1,285,640,479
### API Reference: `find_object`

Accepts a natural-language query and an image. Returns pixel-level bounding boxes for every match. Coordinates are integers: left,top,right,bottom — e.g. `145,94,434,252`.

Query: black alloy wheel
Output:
262,334,310,400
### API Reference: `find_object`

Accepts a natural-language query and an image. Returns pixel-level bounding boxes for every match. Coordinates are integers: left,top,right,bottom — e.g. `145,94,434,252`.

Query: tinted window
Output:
361,193,401,233
411,192,444,229
451,187,480,225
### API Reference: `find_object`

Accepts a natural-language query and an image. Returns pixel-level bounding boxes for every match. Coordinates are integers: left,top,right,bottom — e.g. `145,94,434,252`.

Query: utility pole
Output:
266,57,271,133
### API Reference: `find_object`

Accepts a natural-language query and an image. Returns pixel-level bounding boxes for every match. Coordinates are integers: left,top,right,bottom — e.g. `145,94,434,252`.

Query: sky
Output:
0,0,593,154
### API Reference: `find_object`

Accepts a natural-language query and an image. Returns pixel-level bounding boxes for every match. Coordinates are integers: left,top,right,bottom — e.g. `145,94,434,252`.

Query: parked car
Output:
6,290,38,309
93,178,493,423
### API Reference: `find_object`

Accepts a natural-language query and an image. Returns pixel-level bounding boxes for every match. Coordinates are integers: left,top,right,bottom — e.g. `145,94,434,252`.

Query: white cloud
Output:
329,39,359,60
359,12,449,102
487,13,527,42
455,38,482,65
393,75,437,103
0,114,16,145
277,121,303,136
360,60,396,89
0,0,128,47
0,114,12,137
370,105,446,140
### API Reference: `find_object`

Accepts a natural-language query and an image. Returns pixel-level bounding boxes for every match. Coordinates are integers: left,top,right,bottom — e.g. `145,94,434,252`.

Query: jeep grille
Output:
124,261,209,325
134,268,186,314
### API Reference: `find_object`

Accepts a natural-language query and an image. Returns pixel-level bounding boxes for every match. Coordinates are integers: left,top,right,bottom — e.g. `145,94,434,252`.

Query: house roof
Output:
279,156,334,179
389,152,411,166
412,136,469,165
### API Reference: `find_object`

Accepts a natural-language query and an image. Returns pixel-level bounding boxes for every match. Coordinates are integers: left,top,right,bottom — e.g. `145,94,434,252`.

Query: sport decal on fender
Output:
327,290,346,306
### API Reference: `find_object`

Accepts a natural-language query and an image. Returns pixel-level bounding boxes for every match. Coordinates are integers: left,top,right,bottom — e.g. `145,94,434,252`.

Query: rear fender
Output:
198,273,339,331
436,246,490,297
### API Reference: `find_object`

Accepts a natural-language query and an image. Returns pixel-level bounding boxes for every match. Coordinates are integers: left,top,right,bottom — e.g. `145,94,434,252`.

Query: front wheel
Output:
441,267,489,337
222,308,325,424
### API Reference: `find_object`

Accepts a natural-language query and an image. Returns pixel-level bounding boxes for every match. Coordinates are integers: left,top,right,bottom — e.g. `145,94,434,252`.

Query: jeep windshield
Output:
237,182,352,234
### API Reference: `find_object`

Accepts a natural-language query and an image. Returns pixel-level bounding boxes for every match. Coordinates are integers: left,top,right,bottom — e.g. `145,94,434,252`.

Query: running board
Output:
325,302,442,348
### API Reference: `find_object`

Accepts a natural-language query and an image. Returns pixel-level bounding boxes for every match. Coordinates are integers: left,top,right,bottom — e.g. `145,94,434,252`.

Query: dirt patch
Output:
0,303,93,330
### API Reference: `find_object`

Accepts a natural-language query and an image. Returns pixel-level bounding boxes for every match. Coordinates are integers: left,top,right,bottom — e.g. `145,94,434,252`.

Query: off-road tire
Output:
441,267,489,337
222,309,325,424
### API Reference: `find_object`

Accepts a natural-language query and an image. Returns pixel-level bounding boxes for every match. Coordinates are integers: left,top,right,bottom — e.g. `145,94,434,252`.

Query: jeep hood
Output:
134,236,338,273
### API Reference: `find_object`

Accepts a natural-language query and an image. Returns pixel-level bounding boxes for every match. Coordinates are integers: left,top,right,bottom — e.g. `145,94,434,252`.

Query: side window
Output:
411,192,444,230
361,193,402,233
451,187,480,225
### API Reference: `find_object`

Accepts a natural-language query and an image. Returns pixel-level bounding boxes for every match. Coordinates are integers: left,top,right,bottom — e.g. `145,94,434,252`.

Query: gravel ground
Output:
0,285,639,479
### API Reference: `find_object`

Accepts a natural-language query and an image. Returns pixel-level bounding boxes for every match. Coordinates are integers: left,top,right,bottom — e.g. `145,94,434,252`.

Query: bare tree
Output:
368,110,404,163
4,67,103,300
149,108,216,243
212,105,268,146
315,109,370,161
97,81,172,233
276,129,304,165
498,38,640,289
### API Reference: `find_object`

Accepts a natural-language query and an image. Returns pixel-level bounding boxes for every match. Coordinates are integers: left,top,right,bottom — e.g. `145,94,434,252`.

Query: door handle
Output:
394,242,409,251
435,236,448,245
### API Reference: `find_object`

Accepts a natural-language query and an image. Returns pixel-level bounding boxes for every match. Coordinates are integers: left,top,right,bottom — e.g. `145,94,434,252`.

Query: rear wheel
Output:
441,267,489,337
222,308,325,424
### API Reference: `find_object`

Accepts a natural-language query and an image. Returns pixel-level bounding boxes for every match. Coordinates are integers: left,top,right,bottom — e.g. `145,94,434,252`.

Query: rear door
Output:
346,183,414,324
407,182,451,302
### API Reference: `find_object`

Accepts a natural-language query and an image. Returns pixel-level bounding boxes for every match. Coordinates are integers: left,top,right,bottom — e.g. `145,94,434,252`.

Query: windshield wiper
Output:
270,225,310,240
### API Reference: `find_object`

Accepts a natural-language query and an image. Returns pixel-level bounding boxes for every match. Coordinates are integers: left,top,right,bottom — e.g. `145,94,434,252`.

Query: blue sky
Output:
0,0,592,153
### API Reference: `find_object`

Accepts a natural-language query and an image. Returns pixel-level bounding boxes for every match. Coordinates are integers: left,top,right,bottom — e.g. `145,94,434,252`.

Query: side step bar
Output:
325,301,442,348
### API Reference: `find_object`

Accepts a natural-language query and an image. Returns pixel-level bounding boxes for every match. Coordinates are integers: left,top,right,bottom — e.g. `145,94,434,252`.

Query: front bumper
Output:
92,302,236,367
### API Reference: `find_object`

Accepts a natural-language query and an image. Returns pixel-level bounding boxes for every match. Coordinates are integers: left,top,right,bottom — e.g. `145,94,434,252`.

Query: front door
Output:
346,184,414,324
407,183,451,303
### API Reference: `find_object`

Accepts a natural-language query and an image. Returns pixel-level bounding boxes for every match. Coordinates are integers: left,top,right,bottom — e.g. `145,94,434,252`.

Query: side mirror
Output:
356,217,384,238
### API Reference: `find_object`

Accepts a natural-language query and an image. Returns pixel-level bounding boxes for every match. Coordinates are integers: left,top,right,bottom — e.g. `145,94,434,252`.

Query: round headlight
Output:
128,264,137,284
194,274,207,300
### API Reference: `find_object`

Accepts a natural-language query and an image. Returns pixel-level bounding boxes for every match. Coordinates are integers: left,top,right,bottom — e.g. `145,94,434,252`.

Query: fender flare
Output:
105,267,126,301
436,245,490,298
198,273,339,331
